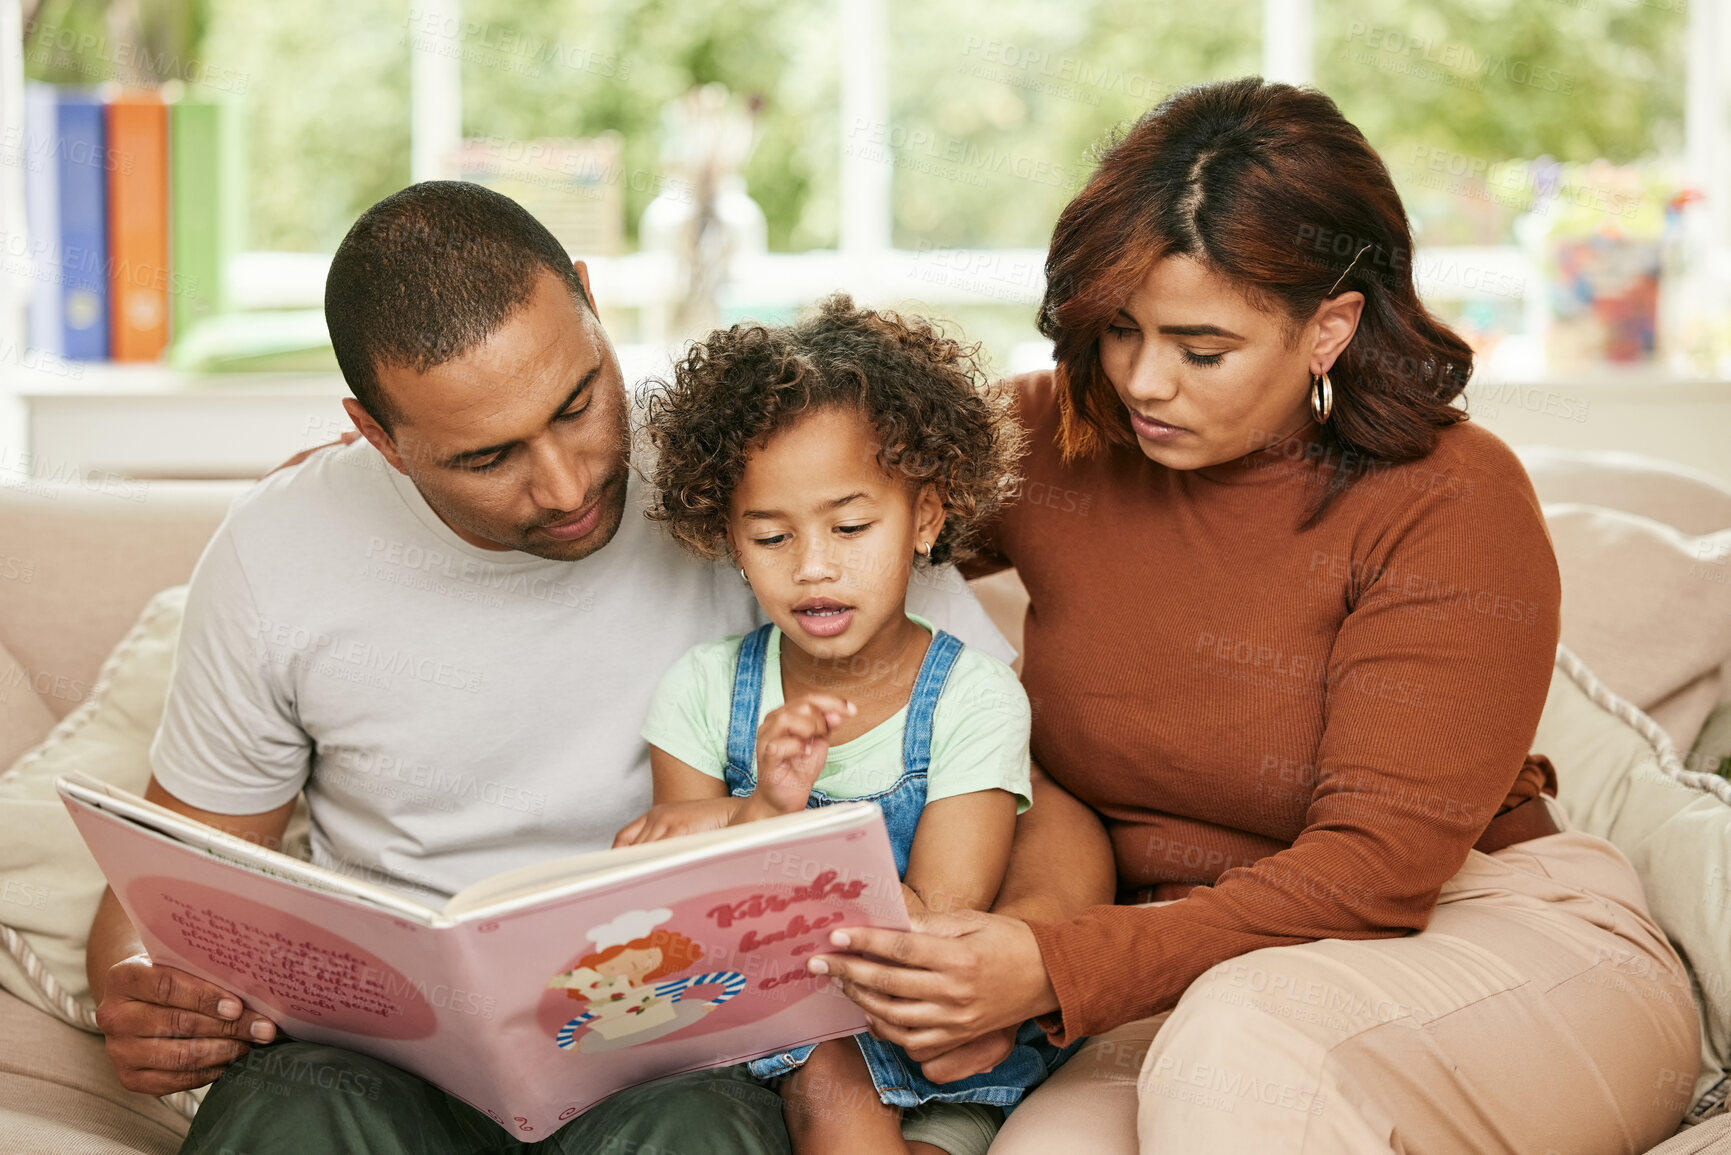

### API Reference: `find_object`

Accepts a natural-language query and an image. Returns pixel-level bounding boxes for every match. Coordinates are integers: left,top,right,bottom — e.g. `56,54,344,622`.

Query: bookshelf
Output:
1,0,1726,484
1,0,27,362
7,343,678,480
13,364,350,480
9,354,1729,485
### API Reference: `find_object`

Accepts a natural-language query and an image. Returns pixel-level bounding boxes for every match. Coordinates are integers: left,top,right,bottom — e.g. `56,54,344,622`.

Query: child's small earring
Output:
739,567,750,586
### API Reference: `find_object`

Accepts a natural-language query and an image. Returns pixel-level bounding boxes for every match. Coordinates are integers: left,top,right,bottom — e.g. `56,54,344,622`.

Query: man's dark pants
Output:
180,1040,790,1154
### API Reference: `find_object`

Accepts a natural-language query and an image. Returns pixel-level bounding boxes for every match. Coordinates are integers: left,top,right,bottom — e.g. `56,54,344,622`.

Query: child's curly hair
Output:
643,294,1025,567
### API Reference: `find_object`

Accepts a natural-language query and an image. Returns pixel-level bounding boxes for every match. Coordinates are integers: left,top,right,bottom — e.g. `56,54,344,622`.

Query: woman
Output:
810,78,1699,1152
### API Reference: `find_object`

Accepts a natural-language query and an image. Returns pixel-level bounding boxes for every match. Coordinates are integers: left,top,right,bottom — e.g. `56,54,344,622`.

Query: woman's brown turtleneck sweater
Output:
978,371,1560,1043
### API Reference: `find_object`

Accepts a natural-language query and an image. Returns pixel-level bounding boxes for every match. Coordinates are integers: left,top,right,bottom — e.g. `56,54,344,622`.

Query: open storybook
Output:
58,773,911,1137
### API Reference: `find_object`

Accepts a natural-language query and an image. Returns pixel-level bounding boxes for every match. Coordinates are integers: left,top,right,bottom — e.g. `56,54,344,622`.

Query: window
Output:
7,0,1707,373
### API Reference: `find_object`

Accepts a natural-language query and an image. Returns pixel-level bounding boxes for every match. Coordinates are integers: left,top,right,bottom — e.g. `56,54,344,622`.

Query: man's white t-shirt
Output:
150,438,1013,904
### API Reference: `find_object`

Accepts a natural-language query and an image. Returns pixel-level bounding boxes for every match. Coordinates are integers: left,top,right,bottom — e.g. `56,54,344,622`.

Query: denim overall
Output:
726,623,1079,1109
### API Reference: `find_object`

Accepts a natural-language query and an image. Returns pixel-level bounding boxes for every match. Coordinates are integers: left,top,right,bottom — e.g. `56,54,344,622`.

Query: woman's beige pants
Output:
994,815,1701,1154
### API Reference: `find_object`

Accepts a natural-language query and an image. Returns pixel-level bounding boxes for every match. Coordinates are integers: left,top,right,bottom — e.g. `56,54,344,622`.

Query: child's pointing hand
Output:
748,693,856,816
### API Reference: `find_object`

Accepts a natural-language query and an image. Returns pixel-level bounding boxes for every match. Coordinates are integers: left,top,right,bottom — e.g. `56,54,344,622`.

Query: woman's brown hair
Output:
1039,77,1471,518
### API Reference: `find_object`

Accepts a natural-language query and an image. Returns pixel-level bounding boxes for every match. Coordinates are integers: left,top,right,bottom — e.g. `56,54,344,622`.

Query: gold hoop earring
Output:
1310,372,1333,424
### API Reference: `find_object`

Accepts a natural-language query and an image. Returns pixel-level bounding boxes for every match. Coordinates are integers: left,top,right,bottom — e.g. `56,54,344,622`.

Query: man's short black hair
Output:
325,181,593,431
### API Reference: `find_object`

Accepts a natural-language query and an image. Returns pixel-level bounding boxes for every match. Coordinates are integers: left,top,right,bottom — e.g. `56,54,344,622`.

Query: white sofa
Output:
0,480,246,1153
2,451,1729,1153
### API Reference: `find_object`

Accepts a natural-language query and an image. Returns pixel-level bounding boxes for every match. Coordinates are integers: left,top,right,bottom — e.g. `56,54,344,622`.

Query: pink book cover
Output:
58,774,909,1138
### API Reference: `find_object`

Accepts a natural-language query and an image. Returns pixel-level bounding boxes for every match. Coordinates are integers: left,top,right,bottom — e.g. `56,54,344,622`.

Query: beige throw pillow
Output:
1521,446,1731,536
0,587,187,1022
1541,646,1731,1121
0,636,58,771
1545,503,1731,753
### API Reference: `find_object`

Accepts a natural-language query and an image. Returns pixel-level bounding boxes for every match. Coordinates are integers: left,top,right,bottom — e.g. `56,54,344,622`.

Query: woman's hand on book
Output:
753,693,854,814
805,909,1059,1082
94,953,277,1095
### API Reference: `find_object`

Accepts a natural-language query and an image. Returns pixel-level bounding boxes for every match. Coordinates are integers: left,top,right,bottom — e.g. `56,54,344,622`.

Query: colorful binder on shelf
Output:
23,83,62,356
107,91,170,361
169,98,245,339
55,90,109,361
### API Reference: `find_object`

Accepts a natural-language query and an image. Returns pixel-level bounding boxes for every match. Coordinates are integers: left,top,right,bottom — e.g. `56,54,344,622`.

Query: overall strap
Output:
901,630,965,775
725,624,775,786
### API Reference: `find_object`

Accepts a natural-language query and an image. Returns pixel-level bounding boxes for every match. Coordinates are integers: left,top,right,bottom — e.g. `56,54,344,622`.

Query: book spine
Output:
107,92,170,361
168,99,242,339
23,84,60,356
55,91,108,361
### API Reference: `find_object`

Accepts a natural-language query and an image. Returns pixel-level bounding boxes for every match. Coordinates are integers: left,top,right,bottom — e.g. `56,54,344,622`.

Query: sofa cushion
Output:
0,481,244,722
0,588,186,1020
1542,646,1731,1120
0,987,188,1154
7,559,1726,1135
1545,503,1731,753
1520,446,1731,536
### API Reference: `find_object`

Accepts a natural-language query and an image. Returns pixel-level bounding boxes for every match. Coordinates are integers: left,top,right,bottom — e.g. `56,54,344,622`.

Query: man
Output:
84,181,1021,1154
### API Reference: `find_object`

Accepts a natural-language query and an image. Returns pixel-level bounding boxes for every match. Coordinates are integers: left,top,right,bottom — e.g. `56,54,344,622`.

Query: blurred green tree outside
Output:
198,0,411,253
454,0,839,254
885,0,1262,249
1315,0,1687,246
21,0,1687,259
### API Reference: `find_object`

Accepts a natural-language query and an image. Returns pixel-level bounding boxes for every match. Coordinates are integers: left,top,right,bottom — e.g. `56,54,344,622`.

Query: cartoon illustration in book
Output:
546,907,746,1053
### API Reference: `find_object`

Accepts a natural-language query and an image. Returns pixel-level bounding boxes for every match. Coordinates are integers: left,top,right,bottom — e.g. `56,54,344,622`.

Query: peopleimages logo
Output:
957,36,1166,102
364,537,598,610
402,9,631,80
250,618,486,694
325,746,548,817
26,23,250,93
1340,22,1575,94
1405,146,1646,221
846,119,1087,191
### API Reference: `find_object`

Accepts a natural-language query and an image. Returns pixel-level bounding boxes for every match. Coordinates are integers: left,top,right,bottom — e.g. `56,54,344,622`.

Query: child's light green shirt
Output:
641,614,1032,811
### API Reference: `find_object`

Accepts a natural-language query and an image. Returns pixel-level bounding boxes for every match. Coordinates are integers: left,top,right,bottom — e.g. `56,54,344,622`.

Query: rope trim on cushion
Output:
0,590,159,1025
0,924,201,1121
1555,644,1731,1128
0,588,200,1122
0,923,98,1030
1555,645,1731,807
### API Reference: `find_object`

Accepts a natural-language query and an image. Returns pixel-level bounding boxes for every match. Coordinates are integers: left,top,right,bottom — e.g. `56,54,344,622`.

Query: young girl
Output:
616,295,1057,1155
